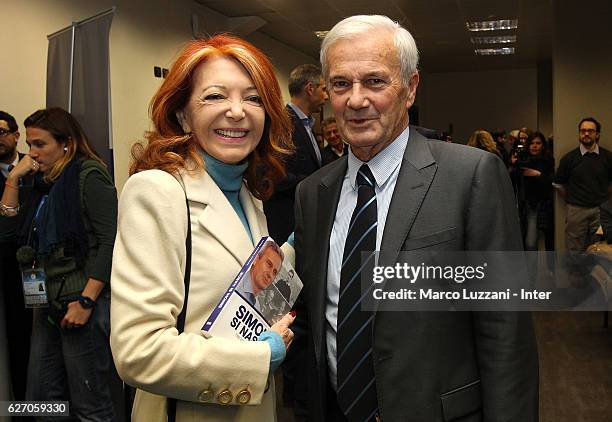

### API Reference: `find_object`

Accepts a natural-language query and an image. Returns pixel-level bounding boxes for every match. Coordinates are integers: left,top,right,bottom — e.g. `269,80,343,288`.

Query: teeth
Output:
215,129,247,138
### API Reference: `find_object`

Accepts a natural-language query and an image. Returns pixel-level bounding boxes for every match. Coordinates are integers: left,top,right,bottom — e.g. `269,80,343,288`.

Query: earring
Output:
64,147,68,152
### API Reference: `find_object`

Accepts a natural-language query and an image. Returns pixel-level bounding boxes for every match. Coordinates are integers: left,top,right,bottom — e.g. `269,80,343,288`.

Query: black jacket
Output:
263,105,321,244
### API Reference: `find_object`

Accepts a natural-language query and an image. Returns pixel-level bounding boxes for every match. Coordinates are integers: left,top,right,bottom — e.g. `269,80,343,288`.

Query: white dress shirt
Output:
288,103,322,166
325,126,410,390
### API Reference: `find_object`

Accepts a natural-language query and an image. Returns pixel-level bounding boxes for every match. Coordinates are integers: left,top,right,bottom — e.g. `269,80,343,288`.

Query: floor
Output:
276,312,612,422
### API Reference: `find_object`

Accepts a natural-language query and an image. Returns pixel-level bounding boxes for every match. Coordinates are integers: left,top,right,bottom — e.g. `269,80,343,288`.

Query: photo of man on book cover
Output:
235,240,284,314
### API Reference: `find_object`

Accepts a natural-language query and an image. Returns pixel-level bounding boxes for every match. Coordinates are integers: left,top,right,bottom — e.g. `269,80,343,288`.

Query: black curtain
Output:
46,11,114,177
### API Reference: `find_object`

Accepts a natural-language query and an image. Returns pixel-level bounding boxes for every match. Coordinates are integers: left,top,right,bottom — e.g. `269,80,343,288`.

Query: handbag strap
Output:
168,176,192,422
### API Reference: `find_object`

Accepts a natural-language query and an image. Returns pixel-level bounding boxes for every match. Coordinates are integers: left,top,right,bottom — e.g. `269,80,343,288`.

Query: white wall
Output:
1,0,317,191
418,69,538,143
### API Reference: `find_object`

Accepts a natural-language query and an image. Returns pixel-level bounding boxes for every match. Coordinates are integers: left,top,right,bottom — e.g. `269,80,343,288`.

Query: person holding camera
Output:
519,132,555,253
0,107,118,421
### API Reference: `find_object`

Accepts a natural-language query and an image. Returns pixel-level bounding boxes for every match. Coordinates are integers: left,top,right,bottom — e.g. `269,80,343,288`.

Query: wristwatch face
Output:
79,296,95,309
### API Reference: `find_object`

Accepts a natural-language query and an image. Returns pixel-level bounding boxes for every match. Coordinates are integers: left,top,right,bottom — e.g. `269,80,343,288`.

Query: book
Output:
202,236,303,341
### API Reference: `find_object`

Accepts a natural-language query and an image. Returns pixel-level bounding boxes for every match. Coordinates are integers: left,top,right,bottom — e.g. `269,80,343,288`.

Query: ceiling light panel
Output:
466,19,518,32
474,47,515,55
470,35,516,44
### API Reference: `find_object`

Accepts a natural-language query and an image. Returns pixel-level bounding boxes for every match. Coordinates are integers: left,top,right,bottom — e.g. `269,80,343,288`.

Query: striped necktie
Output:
336,164,379,422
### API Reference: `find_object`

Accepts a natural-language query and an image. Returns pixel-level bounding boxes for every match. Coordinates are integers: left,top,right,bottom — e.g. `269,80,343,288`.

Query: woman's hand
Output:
521,167,541,177
61,301,93,329
9,155,39,180
510,153,518,165
270,311,295,350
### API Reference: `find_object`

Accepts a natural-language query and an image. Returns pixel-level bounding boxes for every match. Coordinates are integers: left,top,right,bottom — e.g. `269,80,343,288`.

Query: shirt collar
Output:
0,154,19,176
288,103,314,128
580,143,599,155
346,125,410,190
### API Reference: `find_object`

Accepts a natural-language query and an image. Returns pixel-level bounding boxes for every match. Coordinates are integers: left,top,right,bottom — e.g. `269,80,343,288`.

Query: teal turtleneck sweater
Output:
203,152,253,244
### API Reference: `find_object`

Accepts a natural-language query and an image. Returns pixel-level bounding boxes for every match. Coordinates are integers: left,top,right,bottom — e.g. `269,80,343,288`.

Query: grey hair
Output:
320,15,419,87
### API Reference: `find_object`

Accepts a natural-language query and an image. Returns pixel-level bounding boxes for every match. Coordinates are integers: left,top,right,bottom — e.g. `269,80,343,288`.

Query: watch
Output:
78,295,96,309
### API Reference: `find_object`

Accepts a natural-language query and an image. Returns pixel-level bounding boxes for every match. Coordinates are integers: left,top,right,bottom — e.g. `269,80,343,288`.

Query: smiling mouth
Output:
215,129,249,138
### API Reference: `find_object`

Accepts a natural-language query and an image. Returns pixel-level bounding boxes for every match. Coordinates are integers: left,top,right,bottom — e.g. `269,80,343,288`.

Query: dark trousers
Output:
326,385,349,422
26,290,115,421
0,240,33,401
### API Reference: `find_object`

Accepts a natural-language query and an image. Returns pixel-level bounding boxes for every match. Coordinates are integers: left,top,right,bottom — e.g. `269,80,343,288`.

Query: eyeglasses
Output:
0,128,15,137
579,129,597,134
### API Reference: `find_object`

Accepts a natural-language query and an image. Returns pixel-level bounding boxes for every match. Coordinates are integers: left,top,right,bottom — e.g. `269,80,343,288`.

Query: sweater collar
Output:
201,150,248,192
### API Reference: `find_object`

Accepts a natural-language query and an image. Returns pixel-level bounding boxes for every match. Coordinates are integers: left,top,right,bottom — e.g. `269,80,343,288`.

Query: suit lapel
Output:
379,130,437,269
311,159,347,365
181,170,255,266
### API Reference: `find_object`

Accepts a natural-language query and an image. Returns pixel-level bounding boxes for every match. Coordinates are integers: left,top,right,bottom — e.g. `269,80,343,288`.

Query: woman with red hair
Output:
110,35,296,421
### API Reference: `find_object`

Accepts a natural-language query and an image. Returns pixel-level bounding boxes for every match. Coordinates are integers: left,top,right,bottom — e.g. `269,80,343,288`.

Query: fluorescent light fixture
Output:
466,19,518,32
314,31,329,39
474,47,515,55
470,35,516,44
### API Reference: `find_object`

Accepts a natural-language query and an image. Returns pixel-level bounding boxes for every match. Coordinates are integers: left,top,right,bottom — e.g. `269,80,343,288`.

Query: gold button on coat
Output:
236,388,251,405
198,389,214,402
217,389,233,405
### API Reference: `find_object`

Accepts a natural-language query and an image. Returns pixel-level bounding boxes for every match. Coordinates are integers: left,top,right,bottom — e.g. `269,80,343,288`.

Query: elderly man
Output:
292,15,539,421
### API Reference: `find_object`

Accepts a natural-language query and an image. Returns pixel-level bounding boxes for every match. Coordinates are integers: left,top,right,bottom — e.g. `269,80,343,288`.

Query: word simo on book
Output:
231,305,267,340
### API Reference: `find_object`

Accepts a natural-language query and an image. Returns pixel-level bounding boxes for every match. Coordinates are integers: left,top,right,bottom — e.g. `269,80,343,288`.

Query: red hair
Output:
130,34,293,200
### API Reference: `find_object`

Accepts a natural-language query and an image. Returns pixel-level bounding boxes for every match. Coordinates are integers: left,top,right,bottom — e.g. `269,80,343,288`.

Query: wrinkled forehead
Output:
327,30,396,62
0,120,10,131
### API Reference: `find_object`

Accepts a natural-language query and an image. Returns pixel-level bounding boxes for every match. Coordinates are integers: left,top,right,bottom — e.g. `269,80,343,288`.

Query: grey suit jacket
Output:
293,128,539,421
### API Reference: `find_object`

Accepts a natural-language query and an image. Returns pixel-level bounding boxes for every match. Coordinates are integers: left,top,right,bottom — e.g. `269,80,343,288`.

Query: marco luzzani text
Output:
371,263,551,301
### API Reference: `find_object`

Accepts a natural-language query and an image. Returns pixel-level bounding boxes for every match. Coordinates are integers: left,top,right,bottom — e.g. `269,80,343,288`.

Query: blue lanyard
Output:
34,195,48,225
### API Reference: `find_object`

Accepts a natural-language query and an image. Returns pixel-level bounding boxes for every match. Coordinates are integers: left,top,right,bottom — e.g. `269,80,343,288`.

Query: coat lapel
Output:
181,170,256,266
311,159,347,365
379,130,437,269
240,185,267,243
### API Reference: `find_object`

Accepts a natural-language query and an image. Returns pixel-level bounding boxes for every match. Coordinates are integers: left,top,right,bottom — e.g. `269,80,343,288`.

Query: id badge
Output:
21,268,49,308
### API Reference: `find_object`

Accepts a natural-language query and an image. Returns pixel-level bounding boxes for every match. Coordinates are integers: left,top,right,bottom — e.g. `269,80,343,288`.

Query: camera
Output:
515,144,531,167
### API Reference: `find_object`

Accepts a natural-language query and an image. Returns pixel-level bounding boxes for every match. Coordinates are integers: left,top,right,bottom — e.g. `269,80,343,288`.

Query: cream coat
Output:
111,169,289,422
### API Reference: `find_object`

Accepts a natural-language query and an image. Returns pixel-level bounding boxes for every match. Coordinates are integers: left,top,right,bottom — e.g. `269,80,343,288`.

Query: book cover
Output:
202,237,303,341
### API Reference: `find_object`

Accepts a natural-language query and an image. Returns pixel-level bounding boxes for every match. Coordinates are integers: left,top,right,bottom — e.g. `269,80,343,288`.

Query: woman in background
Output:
467,129,502,159
520,131,555,252
0,107,117,421
110,35,295,421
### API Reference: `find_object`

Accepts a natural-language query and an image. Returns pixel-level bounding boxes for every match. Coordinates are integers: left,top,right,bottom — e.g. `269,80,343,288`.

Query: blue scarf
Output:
22,159,88,266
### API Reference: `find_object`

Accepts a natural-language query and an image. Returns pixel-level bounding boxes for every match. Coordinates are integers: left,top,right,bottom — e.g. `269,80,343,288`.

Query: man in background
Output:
321,117,346,165
0,110,33,402
554,117,612,286
264,64,328,244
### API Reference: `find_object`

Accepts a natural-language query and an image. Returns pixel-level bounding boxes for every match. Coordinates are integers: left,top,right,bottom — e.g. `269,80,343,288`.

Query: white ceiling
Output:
196,0,553,73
